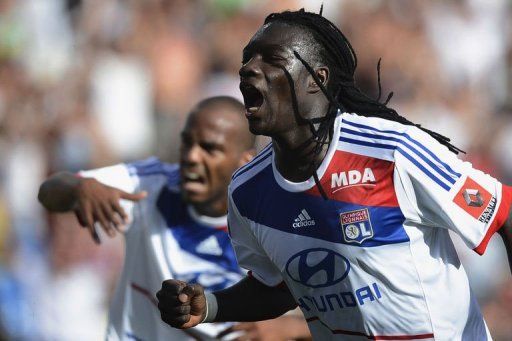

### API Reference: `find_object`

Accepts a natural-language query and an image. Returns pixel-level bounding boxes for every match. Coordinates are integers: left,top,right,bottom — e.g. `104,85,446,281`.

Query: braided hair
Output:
263,8,463,199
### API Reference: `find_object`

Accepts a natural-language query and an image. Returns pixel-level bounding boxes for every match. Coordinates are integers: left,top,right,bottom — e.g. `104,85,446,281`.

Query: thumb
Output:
119,190,148,202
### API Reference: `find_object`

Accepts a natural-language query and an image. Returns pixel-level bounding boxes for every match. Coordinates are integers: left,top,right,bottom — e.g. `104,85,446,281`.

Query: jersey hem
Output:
306,316,434,340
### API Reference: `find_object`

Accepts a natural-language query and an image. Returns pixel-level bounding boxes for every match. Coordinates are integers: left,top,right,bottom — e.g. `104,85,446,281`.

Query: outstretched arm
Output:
38,171,146,243
38,172,85,212
157,276,297,329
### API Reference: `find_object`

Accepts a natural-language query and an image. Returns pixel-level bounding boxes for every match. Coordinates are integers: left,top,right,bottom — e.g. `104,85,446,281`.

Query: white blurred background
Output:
0,0,511,339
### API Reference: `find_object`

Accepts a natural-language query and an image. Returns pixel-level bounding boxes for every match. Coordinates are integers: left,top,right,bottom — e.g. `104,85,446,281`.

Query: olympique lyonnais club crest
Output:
453,177,497,223
340,208,374,244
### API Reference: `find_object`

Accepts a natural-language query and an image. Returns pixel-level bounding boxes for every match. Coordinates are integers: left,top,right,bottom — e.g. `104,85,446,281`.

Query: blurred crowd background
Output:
1,0,511,339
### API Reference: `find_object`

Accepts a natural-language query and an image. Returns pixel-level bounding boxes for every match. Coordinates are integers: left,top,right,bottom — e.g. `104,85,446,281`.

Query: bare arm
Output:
38,172,83,212
38,171,146,243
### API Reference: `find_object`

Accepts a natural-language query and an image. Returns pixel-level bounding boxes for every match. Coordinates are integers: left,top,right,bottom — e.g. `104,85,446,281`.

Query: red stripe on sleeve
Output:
474,185,512,255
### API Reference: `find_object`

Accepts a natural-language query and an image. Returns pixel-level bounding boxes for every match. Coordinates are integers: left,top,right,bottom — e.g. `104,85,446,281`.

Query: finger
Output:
93,205,114,237
156,290,183,305
91,228,101,244
111,200,128,224
119,190,148,202
157,301,191,316
82,202,101,244
160,280,187,295
104,203,121,225
74,209,87,228
179,284,200,303
160,312,191,328
101,203,121,233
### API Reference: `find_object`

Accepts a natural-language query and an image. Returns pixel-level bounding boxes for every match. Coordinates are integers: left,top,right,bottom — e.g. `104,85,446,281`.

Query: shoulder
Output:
338,112,455,161
126,157,180,189
230,143,273,192
339,113,464,192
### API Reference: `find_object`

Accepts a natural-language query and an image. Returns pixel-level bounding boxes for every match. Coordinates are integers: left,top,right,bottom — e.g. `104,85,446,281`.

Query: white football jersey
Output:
228,113,511,340
80,158,243,341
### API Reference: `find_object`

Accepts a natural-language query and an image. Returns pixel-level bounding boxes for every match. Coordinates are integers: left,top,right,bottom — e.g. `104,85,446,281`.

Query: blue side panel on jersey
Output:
127,157,180,187
232,165,409,247
157,187,241,276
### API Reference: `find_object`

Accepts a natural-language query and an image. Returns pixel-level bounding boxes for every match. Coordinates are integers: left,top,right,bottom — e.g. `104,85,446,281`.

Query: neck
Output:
272,127,330,182
273,100,332,182
191,199,227,218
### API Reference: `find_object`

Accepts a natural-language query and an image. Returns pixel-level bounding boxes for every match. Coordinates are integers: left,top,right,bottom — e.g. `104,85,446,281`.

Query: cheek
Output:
207,157,236,183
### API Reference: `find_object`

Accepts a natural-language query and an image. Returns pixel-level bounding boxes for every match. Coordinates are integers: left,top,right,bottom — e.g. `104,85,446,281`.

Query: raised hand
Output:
157,280,207,329
72,177,147,243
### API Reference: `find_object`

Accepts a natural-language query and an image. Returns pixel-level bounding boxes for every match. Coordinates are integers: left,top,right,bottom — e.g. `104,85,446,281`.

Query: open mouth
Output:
181,171,206,189
240,83,264,115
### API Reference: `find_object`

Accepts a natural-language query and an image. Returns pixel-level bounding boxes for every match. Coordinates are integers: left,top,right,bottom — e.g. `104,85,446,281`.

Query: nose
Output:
239,56,262,79
182,144,202,165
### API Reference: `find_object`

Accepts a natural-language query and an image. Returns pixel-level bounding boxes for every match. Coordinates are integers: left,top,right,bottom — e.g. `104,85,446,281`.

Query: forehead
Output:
245,22,311,53
183,108,238,140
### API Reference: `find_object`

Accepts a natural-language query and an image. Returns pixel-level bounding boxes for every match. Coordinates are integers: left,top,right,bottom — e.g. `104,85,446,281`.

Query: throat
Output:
274,141,330,182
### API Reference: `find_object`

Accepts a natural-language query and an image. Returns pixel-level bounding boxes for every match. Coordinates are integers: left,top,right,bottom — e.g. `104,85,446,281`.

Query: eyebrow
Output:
243,43,289,54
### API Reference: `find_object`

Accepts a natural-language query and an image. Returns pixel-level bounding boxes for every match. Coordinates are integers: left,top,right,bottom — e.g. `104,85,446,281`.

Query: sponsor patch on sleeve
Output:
453,177,496,223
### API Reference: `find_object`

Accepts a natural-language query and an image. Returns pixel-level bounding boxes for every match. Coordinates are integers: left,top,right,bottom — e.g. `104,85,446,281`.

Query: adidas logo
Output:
292,209,316,228
196,236,223,256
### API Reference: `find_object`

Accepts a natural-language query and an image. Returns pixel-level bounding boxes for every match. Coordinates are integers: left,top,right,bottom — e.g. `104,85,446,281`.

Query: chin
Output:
248,119,273,137
181,191,207,205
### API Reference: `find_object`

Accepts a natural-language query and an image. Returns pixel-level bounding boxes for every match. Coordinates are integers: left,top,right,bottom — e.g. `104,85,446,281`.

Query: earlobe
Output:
307,67,329,94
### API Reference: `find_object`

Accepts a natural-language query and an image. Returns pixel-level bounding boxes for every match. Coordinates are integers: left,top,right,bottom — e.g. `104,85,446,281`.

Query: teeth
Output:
185,172,200,180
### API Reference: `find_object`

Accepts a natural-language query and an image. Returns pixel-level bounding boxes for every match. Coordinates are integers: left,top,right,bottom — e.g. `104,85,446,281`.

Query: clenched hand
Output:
157,280,207,329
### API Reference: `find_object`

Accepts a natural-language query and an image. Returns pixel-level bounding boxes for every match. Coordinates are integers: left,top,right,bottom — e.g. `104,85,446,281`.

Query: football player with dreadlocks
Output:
157,9,512,340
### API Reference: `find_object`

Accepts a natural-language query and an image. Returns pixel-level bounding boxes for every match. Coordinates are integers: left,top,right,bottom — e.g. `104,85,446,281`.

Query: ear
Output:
306,66,329,94
238,149,256,168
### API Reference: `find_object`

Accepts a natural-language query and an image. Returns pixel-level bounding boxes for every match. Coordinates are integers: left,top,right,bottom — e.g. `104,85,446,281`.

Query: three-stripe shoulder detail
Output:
339,118,461,191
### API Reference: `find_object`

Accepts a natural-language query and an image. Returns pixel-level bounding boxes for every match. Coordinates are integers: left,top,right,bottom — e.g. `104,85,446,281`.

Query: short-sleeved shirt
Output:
80,158,243,341
228,113,511,340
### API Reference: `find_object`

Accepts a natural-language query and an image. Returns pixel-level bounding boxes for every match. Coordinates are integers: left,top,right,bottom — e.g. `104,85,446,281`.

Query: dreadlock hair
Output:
264,8,463,199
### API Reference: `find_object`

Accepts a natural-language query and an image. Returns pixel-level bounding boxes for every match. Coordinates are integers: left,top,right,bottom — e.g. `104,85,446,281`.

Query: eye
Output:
200,142,221,155
262,53,286,65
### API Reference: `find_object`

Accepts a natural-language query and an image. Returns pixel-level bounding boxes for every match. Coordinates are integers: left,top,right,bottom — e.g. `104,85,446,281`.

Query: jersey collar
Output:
187,205,227,227
272,111,343,192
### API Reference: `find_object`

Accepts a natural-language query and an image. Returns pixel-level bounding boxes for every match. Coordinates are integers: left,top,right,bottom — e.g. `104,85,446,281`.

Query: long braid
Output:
264,10,464,155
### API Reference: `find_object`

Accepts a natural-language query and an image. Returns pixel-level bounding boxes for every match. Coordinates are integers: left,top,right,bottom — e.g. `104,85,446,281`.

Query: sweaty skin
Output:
39,97,312,340
156,13,512,338
156,21,329,332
